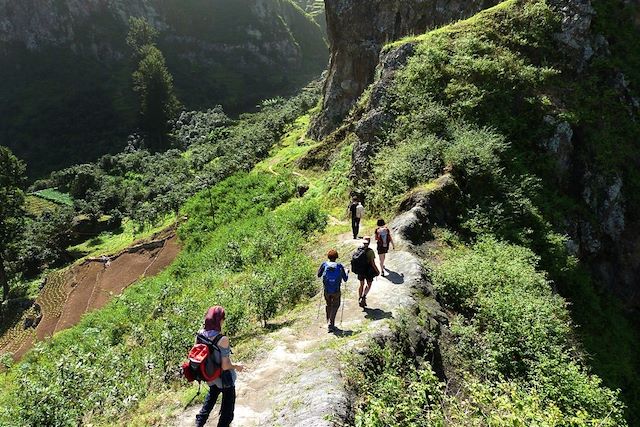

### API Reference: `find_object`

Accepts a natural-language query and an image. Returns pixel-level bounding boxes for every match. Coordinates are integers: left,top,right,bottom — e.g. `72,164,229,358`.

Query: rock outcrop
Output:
315,0,640,307
308,0,499,139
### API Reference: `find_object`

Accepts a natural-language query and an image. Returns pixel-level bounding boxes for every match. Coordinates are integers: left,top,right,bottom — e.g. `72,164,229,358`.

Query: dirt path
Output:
174,232,421,427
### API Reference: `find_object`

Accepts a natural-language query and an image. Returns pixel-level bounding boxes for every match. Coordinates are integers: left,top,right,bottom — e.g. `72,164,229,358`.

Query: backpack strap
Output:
196,333,225,349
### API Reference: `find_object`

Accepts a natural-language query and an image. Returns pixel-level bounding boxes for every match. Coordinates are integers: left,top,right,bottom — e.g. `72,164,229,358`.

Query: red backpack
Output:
181,333,224,383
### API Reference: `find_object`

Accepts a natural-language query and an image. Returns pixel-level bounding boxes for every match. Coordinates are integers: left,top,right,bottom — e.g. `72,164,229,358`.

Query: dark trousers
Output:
195,385,236,427
351,217,361,239
325,291,341,327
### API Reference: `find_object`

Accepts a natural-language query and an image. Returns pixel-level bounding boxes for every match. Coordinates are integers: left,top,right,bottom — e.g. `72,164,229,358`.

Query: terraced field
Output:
24,194,60,216
0,308,36,357
38,270,68,323
31,188,73,206
0,269,70,359
0,231,180,360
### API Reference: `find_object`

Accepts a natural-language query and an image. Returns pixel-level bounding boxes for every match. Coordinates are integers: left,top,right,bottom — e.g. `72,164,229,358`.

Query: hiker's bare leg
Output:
379,253,386,273
363,278,373,297
358,280,365,299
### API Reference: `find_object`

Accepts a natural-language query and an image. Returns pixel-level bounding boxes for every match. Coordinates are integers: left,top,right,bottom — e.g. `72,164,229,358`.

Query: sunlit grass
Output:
67,215,175,259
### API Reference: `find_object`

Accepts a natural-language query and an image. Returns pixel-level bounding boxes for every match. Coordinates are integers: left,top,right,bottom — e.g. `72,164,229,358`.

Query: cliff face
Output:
0,0,325,71
311,0,640,307
0,0,327,177
308,0,498,139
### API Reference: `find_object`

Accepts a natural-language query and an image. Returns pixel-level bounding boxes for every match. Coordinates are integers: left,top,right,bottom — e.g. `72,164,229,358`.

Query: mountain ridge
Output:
0,0,328,178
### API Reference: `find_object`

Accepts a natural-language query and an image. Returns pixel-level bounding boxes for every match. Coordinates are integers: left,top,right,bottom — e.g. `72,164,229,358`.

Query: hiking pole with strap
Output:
184,381,202,409
340,269,350,327
316,291,323,321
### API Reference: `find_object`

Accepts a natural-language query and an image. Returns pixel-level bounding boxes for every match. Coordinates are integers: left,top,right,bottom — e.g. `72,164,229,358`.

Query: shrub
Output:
1,172,327,424
432,237,625,423
346,338,445,427
369,133,444,213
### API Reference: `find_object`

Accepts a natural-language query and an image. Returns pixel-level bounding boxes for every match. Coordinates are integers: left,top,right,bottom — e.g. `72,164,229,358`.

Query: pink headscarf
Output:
204,306,225,332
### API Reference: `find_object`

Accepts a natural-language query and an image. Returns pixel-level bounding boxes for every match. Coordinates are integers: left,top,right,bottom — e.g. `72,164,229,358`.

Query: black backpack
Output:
351,247,368,275
181,333,224,383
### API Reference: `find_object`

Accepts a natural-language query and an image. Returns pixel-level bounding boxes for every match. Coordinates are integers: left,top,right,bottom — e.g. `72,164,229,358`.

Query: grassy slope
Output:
342,0,639,424
0,111,330,425
66,215,175,259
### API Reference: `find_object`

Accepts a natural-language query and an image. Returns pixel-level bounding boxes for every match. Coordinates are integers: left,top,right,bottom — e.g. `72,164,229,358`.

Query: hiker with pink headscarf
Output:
195,306,244,427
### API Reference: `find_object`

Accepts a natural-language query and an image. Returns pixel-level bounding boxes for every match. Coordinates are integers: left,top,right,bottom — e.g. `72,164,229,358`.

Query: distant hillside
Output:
295,0,325,25
0,0,328,178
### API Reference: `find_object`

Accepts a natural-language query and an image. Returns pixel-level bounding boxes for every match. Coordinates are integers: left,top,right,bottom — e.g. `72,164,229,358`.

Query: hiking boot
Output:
328,324,335,333
359,296,367,308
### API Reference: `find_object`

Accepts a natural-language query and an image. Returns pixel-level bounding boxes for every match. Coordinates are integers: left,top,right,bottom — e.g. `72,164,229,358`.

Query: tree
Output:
128,18,181,149
126,17,159,56
0,146,26,302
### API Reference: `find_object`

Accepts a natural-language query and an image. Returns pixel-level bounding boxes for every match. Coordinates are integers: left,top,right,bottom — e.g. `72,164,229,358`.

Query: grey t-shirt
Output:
199,329,237,388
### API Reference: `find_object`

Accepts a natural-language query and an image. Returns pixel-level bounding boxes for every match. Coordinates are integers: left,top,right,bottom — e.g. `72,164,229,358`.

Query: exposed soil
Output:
172,231,421,427
5,229,180,360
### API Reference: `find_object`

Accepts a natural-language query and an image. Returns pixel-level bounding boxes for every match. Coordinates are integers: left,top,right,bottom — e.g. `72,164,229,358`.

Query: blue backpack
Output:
322,262,343,293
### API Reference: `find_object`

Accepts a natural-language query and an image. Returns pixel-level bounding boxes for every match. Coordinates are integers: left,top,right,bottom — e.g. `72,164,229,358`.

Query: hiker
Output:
374,219,395,275
351,237,379,308
348,196,365,239
317,249,349,332
101,255,111,269
195,306,244,427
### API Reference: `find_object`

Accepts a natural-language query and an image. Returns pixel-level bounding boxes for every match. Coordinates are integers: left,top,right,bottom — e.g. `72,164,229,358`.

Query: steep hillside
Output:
0,0,327,177
313,0,640,311
308,0,500,139
304,0,640,422
2,0,640,425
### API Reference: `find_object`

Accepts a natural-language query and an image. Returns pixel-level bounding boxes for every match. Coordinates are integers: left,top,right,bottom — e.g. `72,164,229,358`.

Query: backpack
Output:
322,262,342,294
376,227,390,247
181,333,224,383
349,202,357,216
351,247,369,275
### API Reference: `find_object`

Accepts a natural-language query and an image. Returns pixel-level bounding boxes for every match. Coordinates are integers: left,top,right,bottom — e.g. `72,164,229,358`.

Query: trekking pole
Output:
184,381,202,409
316,284,323,321
340,270,349,327
340,288,345,327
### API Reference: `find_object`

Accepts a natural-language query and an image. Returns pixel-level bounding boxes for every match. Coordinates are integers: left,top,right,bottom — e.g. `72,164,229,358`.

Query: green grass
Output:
254,113,320,175
385,0,518,50
0,170,327,425
31,188,73,206
67,216,175,259
347,237,627,426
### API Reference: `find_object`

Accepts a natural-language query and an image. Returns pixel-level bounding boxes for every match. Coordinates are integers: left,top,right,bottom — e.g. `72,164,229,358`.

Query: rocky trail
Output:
174,230,424,427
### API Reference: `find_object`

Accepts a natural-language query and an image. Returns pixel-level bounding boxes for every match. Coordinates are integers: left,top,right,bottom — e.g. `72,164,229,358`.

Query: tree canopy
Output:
0,146,26,301
128,18,181,149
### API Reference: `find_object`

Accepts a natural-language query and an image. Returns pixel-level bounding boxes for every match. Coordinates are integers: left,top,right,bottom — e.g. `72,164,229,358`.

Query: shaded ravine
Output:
173,229,429,427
